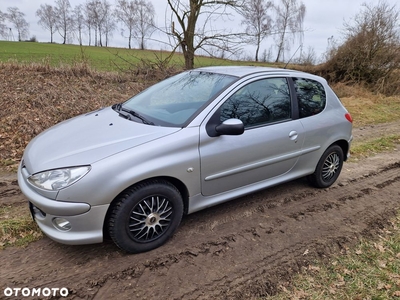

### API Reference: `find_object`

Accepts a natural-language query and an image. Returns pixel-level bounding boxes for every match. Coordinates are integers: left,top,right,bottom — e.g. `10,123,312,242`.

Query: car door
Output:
199,77,305,196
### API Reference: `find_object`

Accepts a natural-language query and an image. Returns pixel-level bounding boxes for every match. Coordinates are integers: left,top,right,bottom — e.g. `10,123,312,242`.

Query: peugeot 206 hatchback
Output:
18,66,353,253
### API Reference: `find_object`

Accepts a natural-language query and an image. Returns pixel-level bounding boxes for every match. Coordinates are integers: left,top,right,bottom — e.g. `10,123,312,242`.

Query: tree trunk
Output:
275,37,285,62
255,34,261,62
88,25,91,46
181,41,195,70
184,51,194,69
99,25,102,47
182,1,198,69
255,46,259,62
63,26,67,44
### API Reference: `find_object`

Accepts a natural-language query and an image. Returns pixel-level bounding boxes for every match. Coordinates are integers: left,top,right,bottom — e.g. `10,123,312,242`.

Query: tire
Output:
308,145,344,188
108,180,183,253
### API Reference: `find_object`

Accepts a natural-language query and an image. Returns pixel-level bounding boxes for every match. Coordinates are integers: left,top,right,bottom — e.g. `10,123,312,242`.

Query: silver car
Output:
18,66,353,253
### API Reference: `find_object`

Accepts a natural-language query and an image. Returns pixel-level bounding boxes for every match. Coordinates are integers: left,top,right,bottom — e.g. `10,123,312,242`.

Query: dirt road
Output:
1,122,400,299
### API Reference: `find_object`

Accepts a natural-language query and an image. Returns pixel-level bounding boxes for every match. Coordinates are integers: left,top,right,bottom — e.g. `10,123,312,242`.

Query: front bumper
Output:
18,163,109,245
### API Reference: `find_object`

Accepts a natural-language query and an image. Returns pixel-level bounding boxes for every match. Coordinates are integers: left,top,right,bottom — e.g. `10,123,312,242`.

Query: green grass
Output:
0,41,173,71
350,135,400,160
0,41,273,72
0,205,43,249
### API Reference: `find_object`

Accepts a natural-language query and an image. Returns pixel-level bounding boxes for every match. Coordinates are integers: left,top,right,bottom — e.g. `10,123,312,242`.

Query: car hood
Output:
23,107,181,174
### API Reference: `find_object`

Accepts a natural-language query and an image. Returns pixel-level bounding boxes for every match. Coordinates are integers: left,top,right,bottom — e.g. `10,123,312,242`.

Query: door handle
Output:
289,131,298,141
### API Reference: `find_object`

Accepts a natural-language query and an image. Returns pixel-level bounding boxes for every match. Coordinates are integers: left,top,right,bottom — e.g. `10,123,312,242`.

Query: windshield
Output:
122,71,238,127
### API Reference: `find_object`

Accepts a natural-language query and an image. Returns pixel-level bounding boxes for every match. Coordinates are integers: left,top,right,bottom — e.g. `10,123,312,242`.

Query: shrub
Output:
25,36,38,42
319,1,400,95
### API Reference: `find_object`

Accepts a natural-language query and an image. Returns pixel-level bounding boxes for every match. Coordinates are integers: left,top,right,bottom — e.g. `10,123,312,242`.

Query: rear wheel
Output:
308,145,344,188
108,180,183,253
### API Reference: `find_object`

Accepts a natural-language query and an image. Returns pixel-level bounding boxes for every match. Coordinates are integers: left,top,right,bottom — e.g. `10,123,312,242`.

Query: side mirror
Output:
215,119,244,136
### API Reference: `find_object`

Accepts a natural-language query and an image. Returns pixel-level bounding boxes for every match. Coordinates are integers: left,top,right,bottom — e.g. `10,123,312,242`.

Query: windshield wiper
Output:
113,103,155,125
124,108,155,125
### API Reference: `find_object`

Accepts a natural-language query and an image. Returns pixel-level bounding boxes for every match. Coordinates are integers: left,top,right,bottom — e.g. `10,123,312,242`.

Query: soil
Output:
1,121,400,300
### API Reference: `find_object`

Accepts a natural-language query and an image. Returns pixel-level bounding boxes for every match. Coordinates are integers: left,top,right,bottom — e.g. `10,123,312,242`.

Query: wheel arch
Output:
102,176,190,238
309,139,349,174
332,139,350,161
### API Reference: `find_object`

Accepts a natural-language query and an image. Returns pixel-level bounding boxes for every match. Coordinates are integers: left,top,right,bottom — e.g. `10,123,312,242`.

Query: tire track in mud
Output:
114,163,400,300
0,178,24,206
1,161,399,299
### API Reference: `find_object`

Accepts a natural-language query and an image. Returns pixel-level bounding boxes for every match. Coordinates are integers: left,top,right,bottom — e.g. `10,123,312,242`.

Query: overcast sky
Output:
0,0,398,62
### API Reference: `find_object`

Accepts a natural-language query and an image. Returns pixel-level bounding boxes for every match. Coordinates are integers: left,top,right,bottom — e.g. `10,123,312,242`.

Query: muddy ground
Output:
1,121,400,299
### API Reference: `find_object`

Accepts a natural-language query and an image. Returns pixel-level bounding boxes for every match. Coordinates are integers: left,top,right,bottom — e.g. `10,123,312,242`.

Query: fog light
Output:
52,218,72,231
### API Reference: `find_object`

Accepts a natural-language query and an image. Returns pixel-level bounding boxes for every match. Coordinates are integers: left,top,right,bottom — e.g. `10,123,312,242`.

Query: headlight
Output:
28,166,91,191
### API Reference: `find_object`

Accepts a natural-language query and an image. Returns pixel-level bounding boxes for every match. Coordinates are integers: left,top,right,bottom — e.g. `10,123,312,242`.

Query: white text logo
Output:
4,287,69,297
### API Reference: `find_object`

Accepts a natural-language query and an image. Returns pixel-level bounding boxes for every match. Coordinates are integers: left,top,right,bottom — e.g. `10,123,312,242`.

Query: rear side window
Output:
293,77,326,118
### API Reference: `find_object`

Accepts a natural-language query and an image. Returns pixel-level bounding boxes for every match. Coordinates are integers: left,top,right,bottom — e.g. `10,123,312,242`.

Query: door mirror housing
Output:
215,119,244,136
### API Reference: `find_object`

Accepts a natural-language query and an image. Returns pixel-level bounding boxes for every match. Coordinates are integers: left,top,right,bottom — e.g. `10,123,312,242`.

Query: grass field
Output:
0,40,271,71
0,41,182,71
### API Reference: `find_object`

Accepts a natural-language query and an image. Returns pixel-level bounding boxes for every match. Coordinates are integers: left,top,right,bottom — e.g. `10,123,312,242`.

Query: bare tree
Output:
55,0,73,44
87,0,113,47
322,35,338,62
72,5,85,45
84,1,95,46
101,0,115,47
114,0,137,49
36,4,57,43
167,0,245,69
115,0,155,49
296,46,317,65
86,0,102,46
239,0,273,62
6,7,29,41
273,0,306,62
261,46,273,62
133,0,155,50
0,10,8,39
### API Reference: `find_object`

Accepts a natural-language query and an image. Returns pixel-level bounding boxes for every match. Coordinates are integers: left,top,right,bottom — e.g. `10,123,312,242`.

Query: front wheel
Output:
108,180,183,253
308,145,344,188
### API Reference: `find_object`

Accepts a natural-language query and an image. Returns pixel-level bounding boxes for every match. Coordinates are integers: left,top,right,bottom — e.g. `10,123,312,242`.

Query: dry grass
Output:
331,82,400,127
0,61,154,170
268,213,400,300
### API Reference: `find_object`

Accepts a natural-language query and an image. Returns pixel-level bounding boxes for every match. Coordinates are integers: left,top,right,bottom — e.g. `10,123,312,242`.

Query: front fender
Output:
56,127,201,207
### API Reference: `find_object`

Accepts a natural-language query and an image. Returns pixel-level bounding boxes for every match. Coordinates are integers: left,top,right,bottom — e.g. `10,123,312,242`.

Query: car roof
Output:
194,66,301,78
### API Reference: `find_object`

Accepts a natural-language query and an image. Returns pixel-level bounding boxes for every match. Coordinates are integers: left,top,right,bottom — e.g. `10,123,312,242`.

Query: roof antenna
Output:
284,44,302,69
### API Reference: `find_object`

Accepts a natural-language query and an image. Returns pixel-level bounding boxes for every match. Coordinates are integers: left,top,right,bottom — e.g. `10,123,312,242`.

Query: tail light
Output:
345,113,353,123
